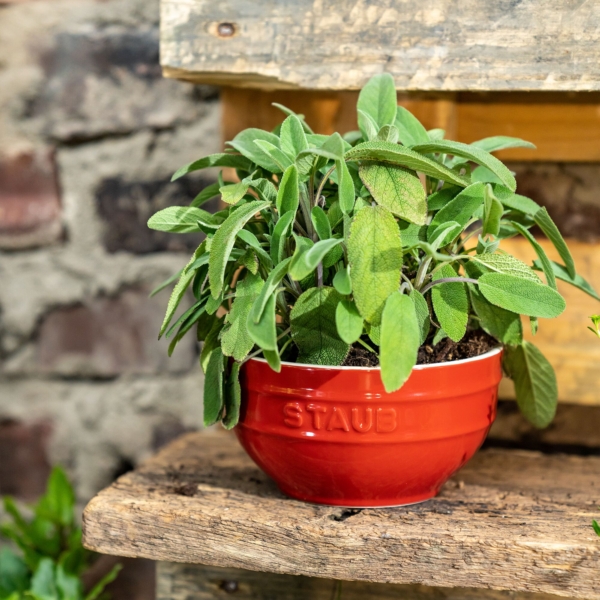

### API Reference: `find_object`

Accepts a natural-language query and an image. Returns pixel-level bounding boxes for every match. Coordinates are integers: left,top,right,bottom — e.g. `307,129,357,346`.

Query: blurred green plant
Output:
587,314,600,338
0,467,120,600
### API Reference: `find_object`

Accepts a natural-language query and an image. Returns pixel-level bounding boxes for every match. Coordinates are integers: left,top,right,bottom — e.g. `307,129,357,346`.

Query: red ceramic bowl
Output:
235,348,503,507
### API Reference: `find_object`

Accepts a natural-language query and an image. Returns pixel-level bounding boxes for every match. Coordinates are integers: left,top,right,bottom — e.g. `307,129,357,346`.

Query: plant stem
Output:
315,165,336,205
357,338,377,353
420,277,479,295
317,262,324,287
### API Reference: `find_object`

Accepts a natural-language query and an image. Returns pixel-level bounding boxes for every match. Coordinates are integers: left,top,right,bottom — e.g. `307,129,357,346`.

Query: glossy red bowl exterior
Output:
235,348,503,507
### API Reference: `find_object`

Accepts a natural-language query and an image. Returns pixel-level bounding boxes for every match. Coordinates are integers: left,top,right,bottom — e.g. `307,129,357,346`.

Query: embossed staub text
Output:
283,402,397,433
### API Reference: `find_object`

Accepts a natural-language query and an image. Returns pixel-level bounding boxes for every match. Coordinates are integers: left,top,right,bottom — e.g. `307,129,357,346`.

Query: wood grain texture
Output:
160,0,600,92
157,562,568,600
221,88,600,162
83,432,600,599
499,238,600,406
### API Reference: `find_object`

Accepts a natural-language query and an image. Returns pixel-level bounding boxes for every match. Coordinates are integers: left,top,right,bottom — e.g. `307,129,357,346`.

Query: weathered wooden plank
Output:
160,0,600,92
83,432,600,599
157,562,567,600
221,88,600,162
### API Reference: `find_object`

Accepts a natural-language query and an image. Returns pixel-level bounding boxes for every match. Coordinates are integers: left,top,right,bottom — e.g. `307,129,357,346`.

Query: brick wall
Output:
0,0,219,596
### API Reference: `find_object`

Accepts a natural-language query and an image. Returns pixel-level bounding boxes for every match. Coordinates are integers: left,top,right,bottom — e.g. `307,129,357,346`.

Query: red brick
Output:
0,150,62,249
0,419,51,501
35,286,196,377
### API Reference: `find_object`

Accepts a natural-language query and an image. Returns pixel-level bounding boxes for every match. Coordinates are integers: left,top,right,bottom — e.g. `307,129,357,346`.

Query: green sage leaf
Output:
358,163,427,225
172,153,252,181
276,165,299,216
335,299,364,345
280,114,309,159
246,292,277,351
223,362,242,430
345,140,470,188
221,272,264,361
356,73,397,132
478,273,566,318
394,106,429,146
468,284,522,345
228,129,283,172
409,289,430,345
208,200,270,299
427,183,485,241
311,205,332,240
511,221,557,289
333,266,352,295
472,252,541,282
533,259,600,301
504,342,557,428
348,205,403,324
534,207,576,278
291,287,349,365
431,264,469,342
271,210,295,265
411,140,517,192
203,347,225,426
148,206,207,233
289,238,343,281
380,292,420,393
471,136,536,153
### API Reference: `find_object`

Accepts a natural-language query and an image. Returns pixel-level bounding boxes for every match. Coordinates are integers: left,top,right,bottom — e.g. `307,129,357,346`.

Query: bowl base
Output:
277,485,439,508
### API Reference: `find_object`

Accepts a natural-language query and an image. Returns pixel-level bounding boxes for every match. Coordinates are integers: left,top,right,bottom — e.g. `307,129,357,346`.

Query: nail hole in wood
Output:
216,22,237,38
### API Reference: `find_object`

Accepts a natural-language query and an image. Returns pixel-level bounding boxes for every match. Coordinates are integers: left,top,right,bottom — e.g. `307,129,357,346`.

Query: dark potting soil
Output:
341,330,497,368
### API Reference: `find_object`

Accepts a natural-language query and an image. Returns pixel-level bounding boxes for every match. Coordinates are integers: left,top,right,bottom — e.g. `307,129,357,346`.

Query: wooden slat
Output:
157,562,566,600
83,432,600,599
221,88,600,162
161,0,600,92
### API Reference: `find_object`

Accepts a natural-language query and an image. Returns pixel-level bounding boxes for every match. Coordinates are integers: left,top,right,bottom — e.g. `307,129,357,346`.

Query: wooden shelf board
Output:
160,0,600,92
83,432,600,599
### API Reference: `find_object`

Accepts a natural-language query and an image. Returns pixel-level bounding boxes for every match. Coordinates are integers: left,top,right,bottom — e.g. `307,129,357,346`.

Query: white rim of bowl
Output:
249,346,502,371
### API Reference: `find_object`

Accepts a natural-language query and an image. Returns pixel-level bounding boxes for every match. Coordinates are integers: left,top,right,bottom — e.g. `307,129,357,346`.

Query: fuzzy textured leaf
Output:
504,342,557,428
394,106,429,146
534,207,576,278
469,285,522,345
478,273,566,318
431,264,469,342
348,206,403,325
533,259,600,301
511,222,557,289
380,292,420,392
345,141,470,188
335,299,363,344
428,183,485,241
246,292,277,351
223,362,242,430
359,163,427,225
291,287,349,365
280,115,309,159
276,165,299,216
410,289,430,345
411,140,516,192
208,200,270,299
471,136,536,153
147,206,206,233
333,267,352,295
271,210,295,265
472,253,541,283
356,73,397,132
172,153,252,181
221,273,264,361
228,129,283,172
203,348,225,426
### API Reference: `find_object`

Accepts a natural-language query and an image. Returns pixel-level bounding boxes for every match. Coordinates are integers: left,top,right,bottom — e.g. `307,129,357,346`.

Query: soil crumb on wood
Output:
341,330,497,368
